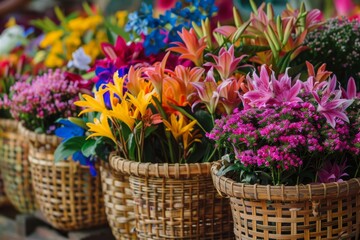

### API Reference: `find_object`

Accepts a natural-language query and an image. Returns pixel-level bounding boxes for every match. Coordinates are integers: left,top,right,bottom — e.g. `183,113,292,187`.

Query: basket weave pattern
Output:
100,164,136,240
111,156,234,240
0,119,36,212
21,125,107,231
211,161,360,240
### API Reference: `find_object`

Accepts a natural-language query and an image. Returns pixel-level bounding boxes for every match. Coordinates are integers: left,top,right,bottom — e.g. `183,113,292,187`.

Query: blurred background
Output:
1,0,360,28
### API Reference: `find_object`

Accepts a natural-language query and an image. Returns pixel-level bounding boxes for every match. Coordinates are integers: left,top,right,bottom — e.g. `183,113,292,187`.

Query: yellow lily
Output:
87,114,116,144
127,90,154,117
108,72,126,99
107,97,137,130
163,113,198,141
75,88,108,115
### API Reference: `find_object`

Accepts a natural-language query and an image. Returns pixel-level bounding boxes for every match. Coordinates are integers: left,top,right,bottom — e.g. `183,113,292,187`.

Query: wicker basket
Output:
0,119,36,212
110,156,234,240
100,163,136,240
211,161,360,240
19,125,107,231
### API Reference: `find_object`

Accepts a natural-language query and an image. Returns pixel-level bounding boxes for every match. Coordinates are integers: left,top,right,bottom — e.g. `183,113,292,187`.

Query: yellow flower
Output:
115,11,128,27
108,72,126,98
65,32,81,60
127,90,154,117
40,30,64,48
75,88,108,115
107,97,137,131
5,17,16,28
83,40,100,62
163,113,198,141
87,114,116,144
44,52,64,68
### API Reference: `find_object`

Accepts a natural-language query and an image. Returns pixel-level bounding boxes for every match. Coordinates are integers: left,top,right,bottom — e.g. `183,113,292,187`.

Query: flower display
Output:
209,65,360,185
3,69,89,133
32,5,108,68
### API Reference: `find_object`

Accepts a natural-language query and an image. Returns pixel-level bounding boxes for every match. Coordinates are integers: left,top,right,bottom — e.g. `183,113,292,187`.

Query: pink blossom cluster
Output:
3,69,81,133
208,101,358,176
208,64,360,184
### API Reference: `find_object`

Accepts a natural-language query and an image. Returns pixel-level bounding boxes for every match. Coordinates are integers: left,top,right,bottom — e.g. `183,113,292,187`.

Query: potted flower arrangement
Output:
68,0,241,238
209,63,360,239
3,66,107,231
0,22,42,212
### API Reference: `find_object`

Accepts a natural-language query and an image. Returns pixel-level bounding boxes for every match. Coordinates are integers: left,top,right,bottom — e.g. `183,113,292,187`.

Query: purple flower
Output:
318,161,349,183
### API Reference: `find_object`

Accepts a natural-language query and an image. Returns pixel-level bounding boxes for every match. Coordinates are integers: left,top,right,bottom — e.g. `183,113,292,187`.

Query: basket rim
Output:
211,160,360,201
110,154,212,179
0,118,18,131
18,123,61,146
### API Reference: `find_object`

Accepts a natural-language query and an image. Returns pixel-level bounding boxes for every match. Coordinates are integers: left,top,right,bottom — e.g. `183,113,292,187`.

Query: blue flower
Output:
72,152,97,177
95,63,118,90
143,29,167,56
55,119,85,141
160,11,177,27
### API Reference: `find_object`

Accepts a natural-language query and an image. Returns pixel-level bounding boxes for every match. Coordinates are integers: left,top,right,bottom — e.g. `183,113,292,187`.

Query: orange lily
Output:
168,28,207,66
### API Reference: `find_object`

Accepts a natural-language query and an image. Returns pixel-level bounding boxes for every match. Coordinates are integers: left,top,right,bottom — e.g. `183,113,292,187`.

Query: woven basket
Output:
100,162,136,240
19,125,107,231
110,156,234,240
211,161,360,240
0,119,36,212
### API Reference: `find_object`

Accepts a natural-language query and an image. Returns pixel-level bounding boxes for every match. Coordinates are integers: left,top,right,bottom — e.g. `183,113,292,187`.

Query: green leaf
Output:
231,21,250,43
81,138,97,157
68,117,88,130
82,2,94,16
104,19,130,42
82,71,95,80
54,136,86,162
127,133,136,160
194,110,213,132
144,125,157,138
152,96,167,120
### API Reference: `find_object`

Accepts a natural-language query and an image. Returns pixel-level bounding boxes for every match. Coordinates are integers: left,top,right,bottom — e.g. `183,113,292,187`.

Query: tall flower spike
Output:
168,28,207,66
204,45,247,80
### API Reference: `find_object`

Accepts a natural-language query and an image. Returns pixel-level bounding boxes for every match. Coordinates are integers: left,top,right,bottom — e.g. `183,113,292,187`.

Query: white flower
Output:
67,47,91,71
0,25,25,55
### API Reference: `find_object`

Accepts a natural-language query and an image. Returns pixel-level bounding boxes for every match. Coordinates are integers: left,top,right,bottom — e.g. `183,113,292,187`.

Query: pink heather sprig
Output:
5,69,81,133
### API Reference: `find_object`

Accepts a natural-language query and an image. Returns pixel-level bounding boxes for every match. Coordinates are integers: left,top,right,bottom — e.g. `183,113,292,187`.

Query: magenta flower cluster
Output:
3,69,81,133
208,65,360,185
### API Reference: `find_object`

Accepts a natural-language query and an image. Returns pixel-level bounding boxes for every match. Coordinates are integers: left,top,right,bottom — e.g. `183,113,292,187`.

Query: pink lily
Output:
191,68,219,114
144,52,171,95
244,65,273,107
313,89,353,128
217,77,244,114
204,45,247,80
341,77,357,99
244,65,303,107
